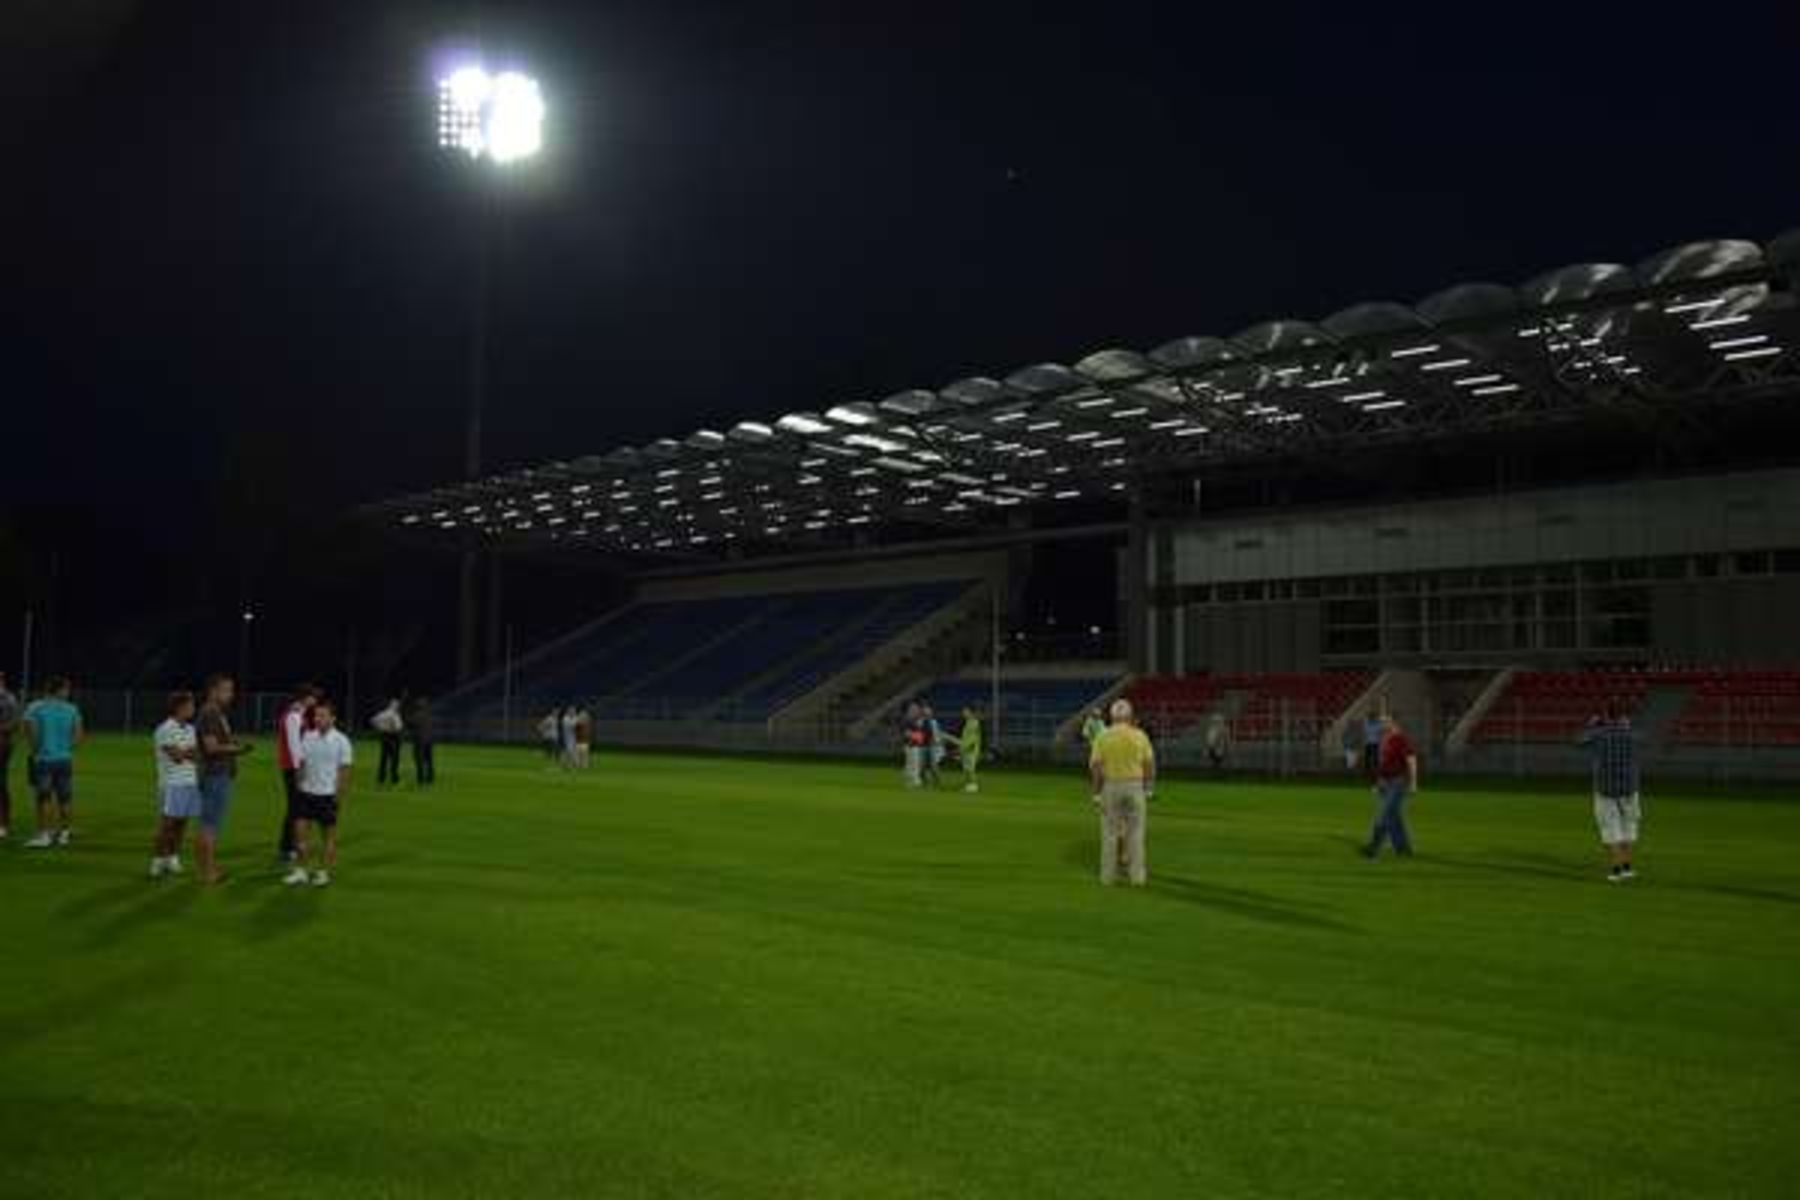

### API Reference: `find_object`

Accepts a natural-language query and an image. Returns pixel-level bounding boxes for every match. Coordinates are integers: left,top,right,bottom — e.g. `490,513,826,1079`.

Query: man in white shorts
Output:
150,691,202,879
1579,704,1642,882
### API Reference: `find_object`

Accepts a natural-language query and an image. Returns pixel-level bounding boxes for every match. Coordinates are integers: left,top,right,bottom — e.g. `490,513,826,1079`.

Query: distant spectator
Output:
573,706,593,770
1361,709,1385,783
1579,704,1643,883
372,698,404,787
1341,719,1361,771
955,706,983,794
0,672,18,840
538,710,561,762
1360,714,1420,860
22,677,84,849
1081,708,1106,749
558,706,579,770
1205,712,1232,771
409,695,436,786
923,704,945,788
901,701,925,788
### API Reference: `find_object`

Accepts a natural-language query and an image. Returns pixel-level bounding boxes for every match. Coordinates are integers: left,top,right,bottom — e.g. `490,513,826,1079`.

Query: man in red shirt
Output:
275,684,318,863
1361,713,1420,859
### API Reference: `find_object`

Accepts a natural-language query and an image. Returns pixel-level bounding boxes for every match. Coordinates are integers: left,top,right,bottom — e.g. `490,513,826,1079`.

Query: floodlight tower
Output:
436,62,544,682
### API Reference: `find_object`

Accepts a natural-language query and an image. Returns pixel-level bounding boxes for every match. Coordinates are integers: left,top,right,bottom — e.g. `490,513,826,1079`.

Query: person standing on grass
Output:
1205,712,1232,771
573,705,593,770
538,710,560,762
1089,698,1156,887
559,705,579,770
286,700,353,888
409,695,436,785
0,672,19,840
956,706,983,794
149,691,202,879
195,673,252,886
1340,718,1361,772
923,703,946,788
900,701,925,788
1361,709,1385,786
1361,714,1420,859
371,698,404,787
1081,708,1106,751
22,677,83,848
275,684,319,863
1579,704,1643,883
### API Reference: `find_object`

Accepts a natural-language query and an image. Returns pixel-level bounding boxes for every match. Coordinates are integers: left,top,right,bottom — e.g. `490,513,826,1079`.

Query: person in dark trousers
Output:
275,685,319,862
408,695,436,786
371,698,404,787
1361,714,1420,859
0,672,18,840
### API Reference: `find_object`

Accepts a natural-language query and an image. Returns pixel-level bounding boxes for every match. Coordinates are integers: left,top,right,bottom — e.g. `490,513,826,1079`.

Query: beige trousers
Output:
1098,780,1147,886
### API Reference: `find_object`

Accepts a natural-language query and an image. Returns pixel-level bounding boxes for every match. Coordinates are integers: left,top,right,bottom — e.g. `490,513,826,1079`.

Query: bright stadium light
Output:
437,66,544,164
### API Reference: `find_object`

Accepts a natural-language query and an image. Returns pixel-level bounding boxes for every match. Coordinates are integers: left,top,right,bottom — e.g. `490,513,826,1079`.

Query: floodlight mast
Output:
436,61,545,682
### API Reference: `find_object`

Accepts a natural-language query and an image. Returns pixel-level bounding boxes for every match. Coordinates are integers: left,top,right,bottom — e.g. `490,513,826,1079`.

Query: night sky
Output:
3,0,1794,691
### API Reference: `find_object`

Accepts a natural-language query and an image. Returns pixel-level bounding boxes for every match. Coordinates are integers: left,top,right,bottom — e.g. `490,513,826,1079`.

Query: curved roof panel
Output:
371,228,1800,557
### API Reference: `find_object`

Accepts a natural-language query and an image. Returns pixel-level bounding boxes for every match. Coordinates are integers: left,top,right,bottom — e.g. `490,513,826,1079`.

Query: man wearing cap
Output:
1089,698,1156,887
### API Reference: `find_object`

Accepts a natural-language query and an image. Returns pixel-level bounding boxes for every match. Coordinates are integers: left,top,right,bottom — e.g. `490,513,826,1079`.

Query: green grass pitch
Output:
1,735,1795,1198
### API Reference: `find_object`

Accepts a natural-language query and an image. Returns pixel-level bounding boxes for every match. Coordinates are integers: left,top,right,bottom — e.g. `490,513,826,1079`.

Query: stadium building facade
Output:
369,231,1800,778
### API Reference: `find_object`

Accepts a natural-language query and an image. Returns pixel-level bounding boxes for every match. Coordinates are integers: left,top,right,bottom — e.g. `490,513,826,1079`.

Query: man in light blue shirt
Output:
22,677,84,848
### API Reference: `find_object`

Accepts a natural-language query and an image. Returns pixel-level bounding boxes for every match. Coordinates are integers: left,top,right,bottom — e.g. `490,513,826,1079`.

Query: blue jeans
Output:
1368,777,1412,855
199,774,234,835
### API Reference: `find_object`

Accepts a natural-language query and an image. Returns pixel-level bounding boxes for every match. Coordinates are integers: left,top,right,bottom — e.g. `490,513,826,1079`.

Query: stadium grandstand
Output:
367,231,1800,779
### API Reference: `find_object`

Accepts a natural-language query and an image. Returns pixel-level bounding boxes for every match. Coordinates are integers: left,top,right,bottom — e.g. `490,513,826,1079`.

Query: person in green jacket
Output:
956,707,983,794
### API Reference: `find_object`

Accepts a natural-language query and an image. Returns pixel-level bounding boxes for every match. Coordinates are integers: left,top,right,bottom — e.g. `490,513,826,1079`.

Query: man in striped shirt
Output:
1579,705,1643,882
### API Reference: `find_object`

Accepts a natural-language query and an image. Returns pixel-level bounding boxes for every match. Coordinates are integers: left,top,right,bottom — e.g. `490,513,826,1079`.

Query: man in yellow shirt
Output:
1089,698,1155,886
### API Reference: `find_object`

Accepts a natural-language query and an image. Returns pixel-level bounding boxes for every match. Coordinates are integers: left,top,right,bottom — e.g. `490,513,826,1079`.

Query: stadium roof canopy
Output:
368,231,1800,559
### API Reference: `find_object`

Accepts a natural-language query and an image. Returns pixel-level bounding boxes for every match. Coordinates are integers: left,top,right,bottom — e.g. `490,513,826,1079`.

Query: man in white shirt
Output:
150,691,201,879
537,711,560,763
371,698,404,787
559,706,579,770
285,701,353,888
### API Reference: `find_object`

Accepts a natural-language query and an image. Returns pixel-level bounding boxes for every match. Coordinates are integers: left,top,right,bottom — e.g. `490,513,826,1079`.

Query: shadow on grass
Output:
244,886,324,943
81,881,203,949
57,877,159,922
1682,882,1800,906
1384,849,1800,906
1151,873,1360,934
0,962,177,1050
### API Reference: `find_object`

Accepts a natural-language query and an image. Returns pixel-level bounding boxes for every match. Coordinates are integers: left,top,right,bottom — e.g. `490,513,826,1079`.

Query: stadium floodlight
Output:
438,65,544,164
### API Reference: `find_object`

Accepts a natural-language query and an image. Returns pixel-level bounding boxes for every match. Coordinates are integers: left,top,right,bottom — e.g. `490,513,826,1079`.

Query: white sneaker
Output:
963,783,979,794
311,870,331,888
25,833,54,849
166,857,183,874
0,826,10,839
282,867,311,887
150,858,167,879
55,829,72,846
